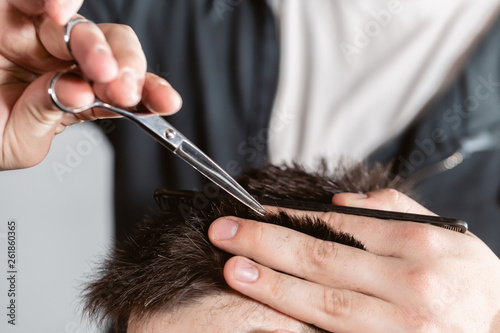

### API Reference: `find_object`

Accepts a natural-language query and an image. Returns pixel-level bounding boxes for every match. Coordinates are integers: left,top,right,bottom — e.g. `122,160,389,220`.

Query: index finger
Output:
263,204,459,258
208,216,399,297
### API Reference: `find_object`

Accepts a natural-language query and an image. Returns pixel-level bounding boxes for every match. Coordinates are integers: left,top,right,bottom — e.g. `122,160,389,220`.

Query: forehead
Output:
128,293,309,333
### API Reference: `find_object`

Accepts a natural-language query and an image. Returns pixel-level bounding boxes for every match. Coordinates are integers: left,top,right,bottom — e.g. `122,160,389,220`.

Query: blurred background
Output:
0,122,112,333
2,0,500,331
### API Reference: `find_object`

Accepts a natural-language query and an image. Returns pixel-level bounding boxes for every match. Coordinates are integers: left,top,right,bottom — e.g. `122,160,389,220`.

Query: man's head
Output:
83,162,405,332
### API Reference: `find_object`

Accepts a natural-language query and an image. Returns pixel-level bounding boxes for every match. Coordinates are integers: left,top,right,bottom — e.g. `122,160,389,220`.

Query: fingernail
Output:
158,79,183,110
335,192,368,208
158,79,172,88
120,68,140,103
171,89,183,110
212,218,239,240
234,259,259,283
342,193,368,200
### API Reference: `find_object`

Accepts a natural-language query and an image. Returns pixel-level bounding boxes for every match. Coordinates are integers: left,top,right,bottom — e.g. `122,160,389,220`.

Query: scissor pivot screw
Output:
165,129,176,140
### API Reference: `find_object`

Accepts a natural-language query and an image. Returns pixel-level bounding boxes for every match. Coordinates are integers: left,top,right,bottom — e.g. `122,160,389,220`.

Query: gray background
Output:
0,122,113,333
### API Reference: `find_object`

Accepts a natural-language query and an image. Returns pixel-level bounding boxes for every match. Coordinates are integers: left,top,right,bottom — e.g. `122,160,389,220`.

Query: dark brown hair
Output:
82,161,406,332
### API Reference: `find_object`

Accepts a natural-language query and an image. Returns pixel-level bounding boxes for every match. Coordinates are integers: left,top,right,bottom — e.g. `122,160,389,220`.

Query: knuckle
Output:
379,188,403,209
381,188,401,200
403,265,439,300
322,288,352,319
375,188,427,214
117,24,143,49
249,221,266,244
111,23,136,37
321,211,346,230
113,48,146,71
412,226,439,247
100,23,144,54
268,273,288,303
400,308,434,332
401,224,441,252
304,238,339,271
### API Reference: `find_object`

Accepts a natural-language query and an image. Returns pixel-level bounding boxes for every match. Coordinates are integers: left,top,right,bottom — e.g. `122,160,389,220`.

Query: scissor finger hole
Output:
49,71,96,114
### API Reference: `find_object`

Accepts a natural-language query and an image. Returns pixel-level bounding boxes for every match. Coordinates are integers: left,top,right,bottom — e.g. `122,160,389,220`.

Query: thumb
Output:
332,189,435,216
1,71,94,169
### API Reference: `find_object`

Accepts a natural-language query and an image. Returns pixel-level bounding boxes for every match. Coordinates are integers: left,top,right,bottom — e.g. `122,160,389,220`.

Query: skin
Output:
127,293,317,333
0,0,182,170
209,189,500,332
4,2,500,331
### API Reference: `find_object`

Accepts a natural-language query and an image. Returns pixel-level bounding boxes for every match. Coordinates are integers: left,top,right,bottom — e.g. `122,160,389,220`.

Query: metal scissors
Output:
48,18,267,216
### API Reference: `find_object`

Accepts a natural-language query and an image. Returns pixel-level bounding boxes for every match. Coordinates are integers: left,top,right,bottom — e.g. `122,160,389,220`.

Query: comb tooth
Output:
439,224,463,233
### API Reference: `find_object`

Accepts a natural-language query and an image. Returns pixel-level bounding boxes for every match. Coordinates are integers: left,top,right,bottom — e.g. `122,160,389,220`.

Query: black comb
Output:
154,189,468,234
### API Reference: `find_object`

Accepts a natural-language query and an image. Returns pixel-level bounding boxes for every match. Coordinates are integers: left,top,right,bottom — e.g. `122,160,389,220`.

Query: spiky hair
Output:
82,161,406,332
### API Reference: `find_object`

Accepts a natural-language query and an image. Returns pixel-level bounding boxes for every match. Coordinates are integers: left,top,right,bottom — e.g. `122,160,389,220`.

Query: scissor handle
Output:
48,65,102,114
49,66,186,151
48,66,154,116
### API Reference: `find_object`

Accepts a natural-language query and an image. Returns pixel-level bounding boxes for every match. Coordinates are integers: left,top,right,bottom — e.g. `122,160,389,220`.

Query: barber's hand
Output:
209,189,500,332
0,0,182,170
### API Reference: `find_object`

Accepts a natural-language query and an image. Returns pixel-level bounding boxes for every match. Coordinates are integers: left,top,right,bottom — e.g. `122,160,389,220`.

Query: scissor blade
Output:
175,140,267,216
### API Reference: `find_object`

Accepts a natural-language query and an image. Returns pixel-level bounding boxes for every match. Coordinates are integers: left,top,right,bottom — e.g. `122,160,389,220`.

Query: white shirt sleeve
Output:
268,0,500,167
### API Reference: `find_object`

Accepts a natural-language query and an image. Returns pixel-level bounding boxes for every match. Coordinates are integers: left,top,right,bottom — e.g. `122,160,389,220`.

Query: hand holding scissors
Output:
0,4,181,170
49,18,266,216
